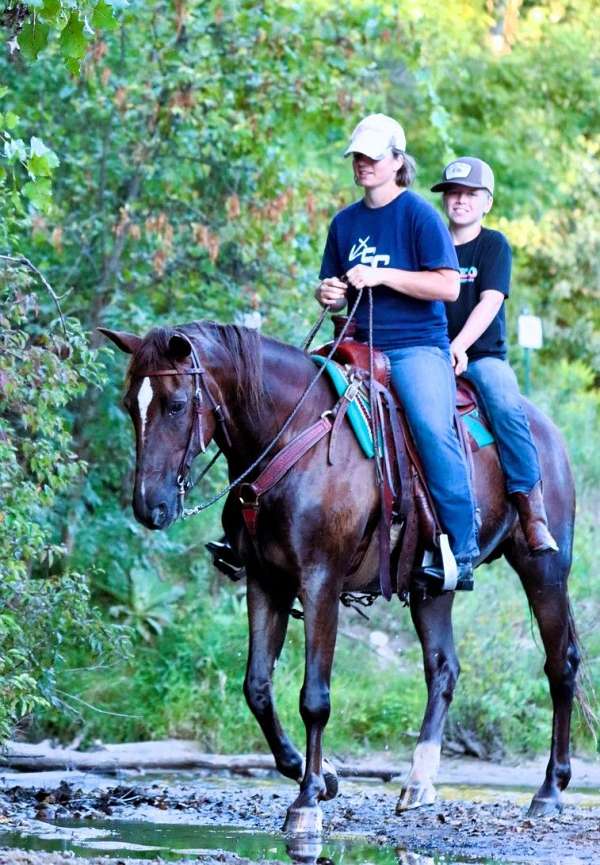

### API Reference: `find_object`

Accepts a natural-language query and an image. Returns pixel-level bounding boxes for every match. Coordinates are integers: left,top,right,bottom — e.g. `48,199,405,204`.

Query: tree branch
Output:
0,254,68,338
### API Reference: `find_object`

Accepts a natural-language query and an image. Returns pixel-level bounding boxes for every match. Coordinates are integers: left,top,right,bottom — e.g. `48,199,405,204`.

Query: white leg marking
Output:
408,741,441,784
137,377,154,498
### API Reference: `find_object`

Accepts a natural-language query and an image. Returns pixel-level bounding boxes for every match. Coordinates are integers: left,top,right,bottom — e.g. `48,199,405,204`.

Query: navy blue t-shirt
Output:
445,227,512,360
319,190,459,351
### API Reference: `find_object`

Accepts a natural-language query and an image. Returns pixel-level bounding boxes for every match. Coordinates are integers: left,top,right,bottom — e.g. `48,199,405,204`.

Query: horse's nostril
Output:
151,503,168,528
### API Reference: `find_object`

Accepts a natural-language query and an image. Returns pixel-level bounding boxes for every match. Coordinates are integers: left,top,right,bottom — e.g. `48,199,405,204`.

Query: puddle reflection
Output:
0,818,493,864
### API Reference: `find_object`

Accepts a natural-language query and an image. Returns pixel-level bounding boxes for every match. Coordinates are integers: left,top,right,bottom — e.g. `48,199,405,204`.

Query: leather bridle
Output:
136,333,231,513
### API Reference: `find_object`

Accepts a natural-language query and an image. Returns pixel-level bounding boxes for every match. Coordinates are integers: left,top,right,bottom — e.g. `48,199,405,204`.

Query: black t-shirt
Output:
445,227,512,360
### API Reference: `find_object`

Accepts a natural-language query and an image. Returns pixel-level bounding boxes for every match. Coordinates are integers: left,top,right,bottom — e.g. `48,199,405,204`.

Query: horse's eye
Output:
168,401,186,416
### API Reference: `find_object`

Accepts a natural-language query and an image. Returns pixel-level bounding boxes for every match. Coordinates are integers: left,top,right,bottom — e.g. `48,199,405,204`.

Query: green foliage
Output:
0,97,61,246
4,1,123,70
0,265,128,741
2,0,600,756
102,564,186,642
36,586,426,753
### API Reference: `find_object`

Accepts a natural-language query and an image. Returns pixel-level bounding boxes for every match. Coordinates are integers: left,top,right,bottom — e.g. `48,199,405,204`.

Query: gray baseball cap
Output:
431,157,494,195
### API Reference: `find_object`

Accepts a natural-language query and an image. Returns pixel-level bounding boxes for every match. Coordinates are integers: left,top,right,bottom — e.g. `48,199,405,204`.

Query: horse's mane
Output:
128,321,264,420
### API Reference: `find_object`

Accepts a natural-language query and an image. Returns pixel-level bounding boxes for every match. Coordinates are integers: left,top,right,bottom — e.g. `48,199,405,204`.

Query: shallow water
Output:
0,818,505,864
1,770,598,864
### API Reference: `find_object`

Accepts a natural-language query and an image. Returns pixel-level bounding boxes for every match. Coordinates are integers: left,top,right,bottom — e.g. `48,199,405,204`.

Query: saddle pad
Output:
462,407,495,448
311,355,375,458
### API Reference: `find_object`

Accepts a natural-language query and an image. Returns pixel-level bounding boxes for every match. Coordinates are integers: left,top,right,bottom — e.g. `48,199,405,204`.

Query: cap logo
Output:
445,162,472,180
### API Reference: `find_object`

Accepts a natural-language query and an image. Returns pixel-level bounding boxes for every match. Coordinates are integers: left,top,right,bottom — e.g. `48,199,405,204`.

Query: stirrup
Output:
413,538,473,594
205,541,246,582
416,535,459,592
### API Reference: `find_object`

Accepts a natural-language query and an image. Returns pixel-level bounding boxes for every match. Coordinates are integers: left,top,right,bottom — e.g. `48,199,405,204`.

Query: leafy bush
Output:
0,265,128,742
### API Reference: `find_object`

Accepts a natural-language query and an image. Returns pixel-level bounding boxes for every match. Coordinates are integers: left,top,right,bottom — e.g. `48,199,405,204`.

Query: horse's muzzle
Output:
133,496,174,530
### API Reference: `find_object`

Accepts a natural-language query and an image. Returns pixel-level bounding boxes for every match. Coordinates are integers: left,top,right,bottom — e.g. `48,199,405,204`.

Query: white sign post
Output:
518,311,543,394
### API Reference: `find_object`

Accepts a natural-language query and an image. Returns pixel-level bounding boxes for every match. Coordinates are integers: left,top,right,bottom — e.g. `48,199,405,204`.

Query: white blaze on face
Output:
137,376,154,446
136,377,154,500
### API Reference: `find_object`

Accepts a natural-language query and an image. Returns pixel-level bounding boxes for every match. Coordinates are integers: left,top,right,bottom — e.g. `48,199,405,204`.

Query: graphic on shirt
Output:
460,265,478,283
348,236,390,268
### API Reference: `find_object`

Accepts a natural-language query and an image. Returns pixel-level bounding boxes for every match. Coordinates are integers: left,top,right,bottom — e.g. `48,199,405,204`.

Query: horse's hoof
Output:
396,782,436,813
283,805,323,835
527,795,564,818
322,757,339,801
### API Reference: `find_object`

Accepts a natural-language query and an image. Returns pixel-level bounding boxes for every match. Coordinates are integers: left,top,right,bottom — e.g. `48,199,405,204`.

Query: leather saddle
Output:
313,316,491,554
313,315,484,439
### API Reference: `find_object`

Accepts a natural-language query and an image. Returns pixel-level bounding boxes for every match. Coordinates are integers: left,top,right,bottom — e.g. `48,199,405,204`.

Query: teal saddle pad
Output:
311,355,375,458
311,356,495,457
461,408,495,448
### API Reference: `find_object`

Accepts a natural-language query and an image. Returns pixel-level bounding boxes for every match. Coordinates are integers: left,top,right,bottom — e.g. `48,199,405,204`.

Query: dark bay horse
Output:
100,319,580,834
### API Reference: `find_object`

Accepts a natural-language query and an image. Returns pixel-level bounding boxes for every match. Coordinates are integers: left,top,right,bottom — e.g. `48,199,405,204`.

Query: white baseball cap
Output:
344,113,407,160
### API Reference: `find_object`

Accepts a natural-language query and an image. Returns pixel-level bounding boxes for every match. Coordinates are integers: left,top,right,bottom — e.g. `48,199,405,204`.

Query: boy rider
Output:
431,157,557,554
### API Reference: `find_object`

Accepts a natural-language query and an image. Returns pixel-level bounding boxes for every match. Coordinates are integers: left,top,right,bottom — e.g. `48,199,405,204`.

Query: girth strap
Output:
238,415,333,535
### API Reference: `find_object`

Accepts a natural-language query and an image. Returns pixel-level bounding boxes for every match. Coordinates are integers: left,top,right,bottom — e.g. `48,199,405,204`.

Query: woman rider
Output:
316,114,479,589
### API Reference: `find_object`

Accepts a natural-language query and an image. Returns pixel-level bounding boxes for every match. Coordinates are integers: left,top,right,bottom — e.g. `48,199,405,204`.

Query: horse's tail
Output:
568,599,599,742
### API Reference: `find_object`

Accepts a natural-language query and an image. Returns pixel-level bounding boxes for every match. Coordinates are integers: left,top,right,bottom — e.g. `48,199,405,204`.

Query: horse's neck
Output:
219,339,328,469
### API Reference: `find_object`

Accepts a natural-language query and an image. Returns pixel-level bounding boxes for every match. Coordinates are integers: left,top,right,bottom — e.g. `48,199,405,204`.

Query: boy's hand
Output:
450,340,469,376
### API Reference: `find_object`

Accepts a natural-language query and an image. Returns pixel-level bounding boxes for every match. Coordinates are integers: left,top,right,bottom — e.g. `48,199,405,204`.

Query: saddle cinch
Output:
312,316,494,592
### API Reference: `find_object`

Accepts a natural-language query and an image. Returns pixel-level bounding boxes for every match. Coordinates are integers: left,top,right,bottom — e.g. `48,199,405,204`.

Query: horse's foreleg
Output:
519,574,579,817
244,575,303,782
397,590,459,813
284,569,339,835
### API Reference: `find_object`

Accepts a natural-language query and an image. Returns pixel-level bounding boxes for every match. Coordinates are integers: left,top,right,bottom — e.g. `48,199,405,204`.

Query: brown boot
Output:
512,481,559,555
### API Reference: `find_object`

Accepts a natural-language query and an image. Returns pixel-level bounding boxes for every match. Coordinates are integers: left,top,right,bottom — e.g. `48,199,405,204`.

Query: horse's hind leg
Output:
397,590,459,813
508,549,580,817
244,574,304,782
284,568,340,835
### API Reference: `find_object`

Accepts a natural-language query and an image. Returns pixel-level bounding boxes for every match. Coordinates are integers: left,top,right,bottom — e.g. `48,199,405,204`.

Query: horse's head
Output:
99,326,220,530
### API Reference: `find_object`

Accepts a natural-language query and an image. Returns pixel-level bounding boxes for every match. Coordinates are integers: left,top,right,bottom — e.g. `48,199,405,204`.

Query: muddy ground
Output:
1,765,600,865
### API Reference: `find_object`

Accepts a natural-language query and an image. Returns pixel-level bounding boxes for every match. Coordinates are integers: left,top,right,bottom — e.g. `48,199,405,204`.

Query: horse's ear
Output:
97,327,142,355
168,333,192,363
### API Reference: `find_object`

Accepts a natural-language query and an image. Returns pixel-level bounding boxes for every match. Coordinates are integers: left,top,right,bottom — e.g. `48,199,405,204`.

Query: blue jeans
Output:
386,346,479,562
463,356,540,494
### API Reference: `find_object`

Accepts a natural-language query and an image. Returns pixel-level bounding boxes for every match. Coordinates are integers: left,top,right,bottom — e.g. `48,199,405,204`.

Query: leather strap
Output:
140,336,232,498
327,375,363,465
377,383,412,524
239,415,333,535
328,398,350,465
139,367,206,376
378,482,393,601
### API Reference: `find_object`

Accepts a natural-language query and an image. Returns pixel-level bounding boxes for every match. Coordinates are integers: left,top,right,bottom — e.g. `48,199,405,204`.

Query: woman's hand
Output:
450,339,469,376
345,264,381,290
315,277,347,310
